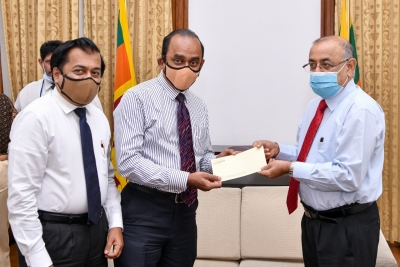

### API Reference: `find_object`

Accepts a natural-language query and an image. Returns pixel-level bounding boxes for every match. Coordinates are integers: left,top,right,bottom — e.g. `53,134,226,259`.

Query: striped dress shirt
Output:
114,72,215,193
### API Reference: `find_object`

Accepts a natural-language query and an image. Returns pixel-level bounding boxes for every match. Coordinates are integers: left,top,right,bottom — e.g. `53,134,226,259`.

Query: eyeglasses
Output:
302,59,350,73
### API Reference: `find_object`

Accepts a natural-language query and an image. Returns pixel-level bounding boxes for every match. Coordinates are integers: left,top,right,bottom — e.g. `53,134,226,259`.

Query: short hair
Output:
40,40,63,60
161,29,204,61
313,36,354,60
50,37,106,77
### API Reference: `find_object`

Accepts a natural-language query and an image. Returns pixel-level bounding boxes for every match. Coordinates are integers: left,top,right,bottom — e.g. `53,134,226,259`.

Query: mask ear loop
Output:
340,76,349,88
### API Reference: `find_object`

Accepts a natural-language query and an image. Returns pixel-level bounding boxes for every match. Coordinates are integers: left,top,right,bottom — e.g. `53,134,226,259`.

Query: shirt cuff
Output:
107,212,123,230
27,247,52,267
275,143,296,161
292,161,314,181
168,169,189,193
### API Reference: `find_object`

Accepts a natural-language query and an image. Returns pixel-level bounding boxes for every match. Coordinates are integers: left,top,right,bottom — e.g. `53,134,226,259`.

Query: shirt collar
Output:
325,79,357,111
156,71,189,101
43,79,55,91
52,87,88,115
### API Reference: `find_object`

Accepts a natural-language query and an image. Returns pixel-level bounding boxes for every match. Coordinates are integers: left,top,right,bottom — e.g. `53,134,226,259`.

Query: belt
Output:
38,209,102,225
129,182,184,203
302,201,374,224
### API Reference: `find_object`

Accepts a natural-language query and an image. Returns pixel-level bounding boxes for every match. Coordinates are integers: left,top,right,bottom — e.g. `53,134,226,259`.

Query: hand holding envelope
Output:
211,147,267,181
258,158,291,179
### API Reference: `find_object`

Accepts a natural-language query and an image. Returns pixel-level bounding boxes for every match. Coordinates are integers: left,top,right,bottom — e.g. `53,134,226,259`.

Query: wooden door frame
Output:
321,0,335,36
172,0,188,30
172,0,335,36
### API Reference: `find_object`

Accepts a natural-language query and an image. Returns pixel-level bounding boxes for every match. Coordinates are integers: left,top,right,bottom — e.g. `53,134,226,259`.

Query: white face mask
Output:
42,63,53,83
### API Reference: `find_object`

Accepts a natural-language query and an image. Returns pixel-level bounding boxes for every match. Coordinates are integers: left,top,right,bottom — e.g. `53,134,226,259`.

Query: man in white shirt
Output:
8,37,123,267
253,36,384,267
14,40,103,112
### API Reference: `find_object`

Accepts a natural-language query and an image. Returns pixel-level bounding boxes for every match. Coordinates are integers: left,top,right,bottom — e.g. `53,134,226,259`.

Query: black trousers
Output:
114,184,198,267
37,211,108,267
17,247,27,267
302,202,380,267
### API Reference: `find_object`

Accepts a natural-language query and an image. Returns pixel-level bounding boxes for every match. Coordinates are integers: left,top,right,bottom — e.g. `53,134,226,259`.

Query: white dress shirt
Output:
277,80,385,211
7,88,122,267
15,78,103,112
114,72,215,193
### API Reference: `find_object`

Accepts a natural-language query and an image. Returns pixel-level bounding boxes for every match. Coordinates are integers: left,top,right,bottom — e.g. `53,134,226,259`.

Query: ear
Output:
38,58,43,66
157,57,165,70
346,58,357,77
200,59,205,69
52,67,61,86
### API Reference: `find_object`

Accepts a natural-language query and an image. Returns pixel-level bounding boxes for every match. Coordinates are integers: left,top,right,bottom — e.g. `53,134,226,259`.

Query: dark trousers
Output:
40,211,108,267
17,247,27,267
302,202,380,267
114,184,198,267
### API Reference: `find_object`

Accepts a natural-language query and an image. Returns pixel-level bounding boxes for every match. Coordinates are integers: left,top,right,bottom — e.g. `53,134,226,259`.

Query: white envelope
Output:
211,146,267,181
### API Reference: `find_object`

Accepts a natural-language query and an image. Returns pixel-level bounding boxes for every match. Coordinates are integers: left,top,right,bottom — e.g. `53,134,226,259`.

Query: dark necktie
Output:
74,108,102,224
176,93,197,206
286,100,328,214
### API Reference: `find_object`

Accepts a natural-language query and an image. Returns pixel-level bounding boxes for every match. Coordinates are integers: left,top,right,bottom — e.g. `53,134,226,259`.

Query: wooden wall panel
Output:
172,0,188,30
321,0,335,37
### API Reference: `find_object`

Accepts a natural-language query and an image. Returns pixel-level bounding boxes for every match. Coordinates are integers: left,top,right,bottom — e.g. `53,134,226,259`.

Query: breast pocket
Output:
96,139,109,176
317,141,336,162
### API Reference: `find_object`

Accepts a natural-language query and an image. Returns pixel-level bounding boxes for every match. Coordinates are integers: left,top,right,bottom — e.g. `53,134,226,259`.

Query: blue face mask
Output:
43,72,54,83
309,63,348,99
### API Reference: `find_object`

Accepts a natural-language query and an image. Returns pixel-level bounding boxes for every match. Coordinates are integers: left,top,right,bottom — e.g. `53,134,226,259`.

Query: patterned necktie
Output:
286,100,328,214
176,93,197,206
74,108,102,224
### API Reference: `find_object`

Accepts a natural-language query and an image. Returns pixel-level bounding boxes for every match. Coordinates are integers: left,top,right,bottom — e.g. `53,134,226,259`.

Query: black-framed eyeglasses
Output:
302,58,350,73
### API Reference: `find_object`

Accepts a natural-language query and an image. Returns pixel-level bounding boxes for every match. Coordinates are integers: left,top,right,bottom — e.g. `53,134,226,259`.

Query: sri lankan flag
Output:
339,0,361,86
111,0,137,191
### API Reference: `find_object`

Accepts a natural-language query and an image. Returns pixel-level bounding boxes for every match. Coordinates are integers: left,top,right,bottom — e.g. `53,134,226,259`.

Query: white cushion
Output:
376,230,397,267
240,186,303,260
196,188,242,260
239,259,304,267
194,259,240,267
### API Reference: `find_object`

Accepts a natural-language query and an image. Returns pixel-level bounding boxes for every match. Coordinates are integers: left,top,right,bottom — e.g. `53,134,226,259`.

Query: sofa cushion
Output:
240,186,303,261
377,230,397,267
239,259,304,267
194,259,240,267
197,188,242,260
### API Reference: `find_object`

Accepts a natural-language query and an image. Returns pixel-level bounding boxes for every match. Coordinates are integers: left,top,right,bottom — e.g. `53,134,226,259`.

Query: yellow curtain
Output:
336,0,400,243
1,0,79,101
83,0,117,126
83,0,172,124
128,0,173,84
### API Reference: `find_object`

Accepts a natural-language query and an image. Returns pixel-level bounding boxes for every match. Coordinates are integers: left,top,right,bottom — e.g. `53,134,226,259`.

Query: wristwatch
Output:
288,161,296,177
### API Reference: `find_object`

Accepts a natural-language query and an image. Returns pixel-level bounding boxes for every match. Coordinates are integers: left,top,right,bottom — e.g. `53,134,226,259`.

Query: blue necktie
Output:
74,108,102,224
176,93,197,206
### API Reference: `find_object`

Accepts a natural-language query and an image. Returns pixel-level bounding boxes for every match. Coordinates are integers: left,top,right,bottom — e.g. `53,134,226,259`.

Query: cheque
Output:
211,146,267,181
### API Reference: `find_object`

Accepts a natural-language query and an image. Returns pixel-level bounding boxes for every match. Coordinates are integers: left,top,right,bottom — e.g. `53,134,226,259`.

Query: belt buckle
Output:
68,215,74,224
175,194,183,204
304,209,312,218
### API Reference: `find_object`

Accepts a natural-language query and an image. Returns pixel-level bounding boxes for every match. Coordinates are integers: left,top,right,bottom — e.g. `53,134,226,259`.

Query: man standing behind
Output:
15,40,103,112
8,37,123,267
254,36,384,267
114,29,237,267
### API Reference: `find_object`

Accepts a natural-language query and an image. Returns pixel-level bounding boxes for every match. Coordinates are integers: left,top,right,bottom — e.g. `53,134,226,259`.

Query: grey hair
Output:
313,36,354,60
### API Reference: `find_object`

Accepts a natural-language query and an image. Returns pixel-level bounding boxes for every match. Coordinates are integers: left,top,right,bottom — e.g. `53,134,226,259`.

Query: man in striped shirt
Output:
114,29,236,267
